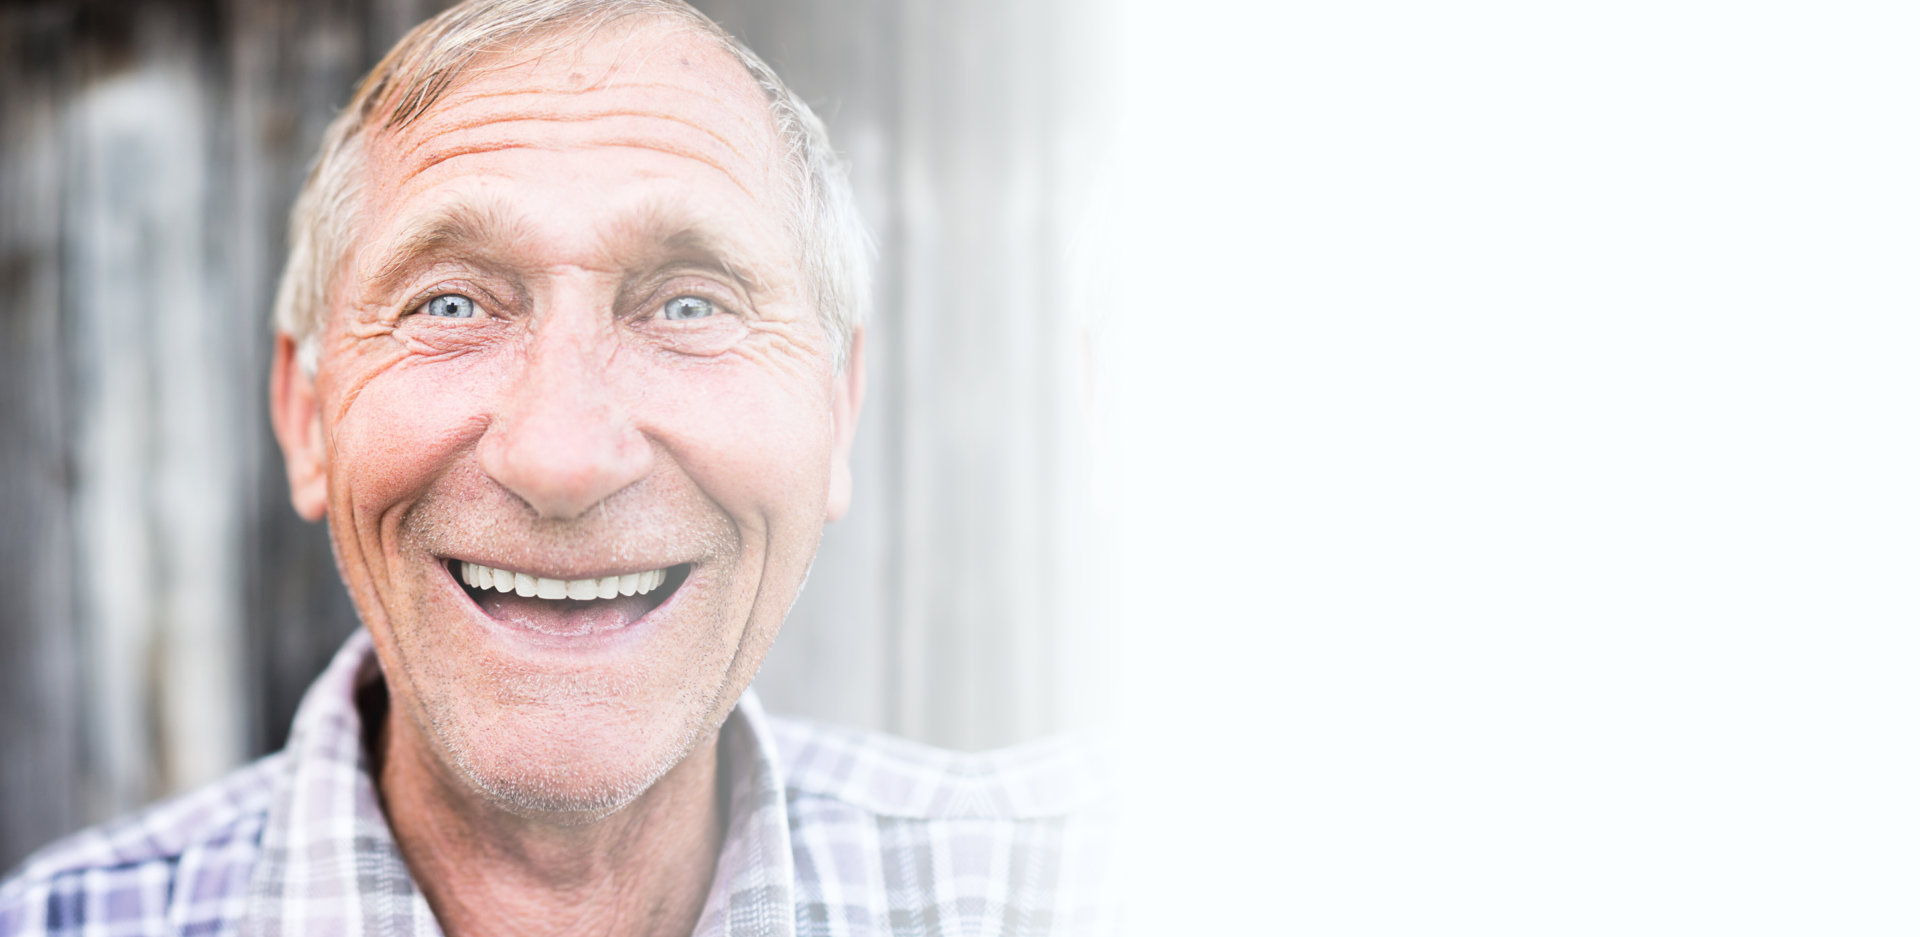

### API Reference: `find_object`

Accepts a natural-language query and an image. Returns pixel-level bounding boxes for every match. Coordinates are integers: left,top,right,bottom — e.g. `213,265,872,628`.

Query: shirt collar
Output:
240,630,796,937
693,690,796,937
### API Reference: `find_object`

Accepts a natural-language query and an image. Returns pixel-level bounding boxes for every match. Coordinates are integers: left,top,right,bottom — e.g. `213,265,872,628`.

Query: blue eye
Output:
662,296,716,321
424,294,475,318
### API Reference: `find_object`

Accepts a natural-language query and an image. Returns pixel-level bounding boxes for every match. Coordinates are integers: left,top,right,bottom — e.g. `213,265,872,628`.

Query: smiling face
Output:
270,18,862,818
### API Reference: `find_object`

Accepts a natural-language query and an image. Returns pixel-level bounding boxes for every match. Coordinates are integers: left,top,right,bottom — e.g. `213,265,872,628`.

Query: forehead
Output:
356,18,787,258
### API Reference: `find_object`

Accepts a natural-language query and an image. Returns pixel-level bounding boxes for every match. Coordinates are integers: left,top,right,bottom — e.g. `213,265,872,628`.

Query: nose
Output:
478,316,652,520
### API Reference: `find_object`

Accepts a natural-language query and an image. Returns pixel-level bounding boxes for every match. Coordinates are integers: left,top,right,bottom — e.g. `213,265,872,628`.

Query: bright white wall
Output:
1095,2,1920,932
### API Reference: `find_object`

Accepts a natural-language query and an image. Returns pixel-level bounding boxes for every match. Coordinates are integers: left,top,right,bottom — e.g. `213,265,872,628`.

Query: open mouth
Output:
448,559,691,637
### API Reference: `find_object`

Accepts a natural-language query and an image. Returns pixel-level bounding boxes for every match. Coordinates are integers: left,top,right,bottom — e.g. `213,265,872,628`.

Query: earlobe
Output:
269,333,329,522
824,328,867,522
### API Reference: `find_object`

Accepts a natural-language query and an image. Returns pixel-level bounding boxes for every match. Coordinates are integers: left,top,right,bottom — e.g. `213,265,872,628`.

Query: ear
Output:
270,333,329,521
824,327,867,522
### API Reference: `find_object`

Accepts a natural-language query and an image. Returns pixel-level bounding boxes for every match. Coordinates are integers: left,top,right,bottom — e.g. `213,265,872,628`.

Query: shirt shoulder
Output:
769,716,1107,821
0,753,284,937
768,717,1116,936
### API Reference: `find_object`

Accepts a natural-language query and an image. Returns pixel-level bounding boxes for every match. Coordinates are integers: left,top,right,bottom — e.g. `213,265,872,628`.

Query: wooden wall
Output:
0,0,1108,870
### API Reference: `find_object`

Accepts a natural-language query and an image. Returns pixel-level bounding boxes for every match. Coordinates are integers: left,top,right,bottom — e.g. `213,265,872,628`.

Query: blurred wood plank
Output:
0,4,85,875
62,0,254,813
875,0,1097,749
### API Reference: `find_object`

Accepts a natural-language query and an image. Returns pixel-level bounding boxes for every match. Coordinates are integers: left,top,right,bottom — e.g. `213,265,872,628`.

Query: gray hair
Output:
272,0,870,372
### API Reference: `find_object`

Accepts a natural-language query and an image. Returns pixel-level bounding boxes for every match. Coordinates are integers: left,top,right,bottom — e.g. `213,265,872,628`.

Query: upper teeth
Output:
459,562,667,600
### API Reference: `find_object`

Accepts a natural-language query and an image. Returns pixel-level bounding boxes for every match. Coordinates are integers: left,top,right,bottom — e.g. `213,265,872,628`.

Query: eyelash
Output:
638,277,740,322
405,284,492,320
651,292,732,320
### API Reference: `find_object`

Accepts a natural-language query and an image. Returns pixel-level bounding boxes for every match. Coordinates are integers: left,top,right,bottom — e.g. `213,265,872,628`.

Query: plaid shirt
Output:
0,631,1112,936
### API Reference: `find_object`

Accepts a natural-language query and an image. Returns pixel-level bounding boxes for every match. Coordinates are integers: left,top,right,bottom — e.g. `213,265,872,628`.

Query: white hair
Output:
272,0,870,372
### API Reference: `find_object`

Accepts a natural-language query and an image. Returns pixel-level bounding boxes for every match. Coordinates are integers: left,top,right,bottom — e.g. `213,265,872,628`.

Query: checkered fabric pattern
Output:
0,631,1112,936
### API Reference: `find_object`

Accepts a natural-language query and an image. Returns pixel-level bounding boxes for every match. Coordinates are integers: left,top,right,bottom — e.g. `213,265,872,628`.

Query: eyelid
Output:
637,274,745,320
402,282,500,319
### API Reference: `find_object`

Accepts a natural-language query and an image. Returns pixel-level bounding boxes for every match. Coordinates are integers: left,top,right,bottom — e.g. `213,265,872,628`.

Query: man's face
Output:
271,20,860,815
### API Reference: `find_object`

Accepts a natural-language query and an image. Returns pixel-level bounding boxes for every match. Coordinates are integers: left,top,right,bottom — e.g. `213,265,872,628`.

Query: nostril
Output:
477,418,655,520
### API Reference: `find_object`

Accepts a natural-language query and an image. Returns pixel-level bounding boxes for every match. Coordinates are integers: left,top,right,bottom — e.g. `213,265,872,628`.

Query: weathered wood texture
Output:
0,3,85,878
0,0,1104,870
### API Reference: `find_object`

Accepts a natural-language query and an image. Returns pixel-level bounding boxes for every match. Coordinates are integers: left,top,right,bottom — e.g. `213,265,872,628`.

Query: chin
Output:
429,689,721,820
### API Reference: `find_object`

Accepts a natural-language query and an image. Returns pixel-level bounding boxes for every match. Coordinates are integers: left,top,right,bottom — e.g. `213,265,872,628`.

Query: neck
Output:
376,712,725,937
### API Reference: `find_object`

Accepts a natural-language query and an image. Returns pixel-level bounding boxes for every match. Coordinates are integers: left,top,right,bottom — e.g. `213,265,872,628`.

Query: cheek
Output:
629,354,835,529
328,356,494,515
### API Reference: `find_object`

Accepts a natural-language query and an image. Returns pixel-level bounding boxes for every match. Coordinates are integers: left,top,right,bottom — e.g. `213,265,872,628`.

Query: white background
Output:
1094,2,1920,932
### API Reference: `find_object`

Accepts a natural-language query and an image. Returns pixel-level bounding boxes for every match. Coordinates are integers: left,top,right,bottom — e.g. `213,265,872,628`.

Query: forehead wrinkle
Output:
394,134,760,201
408,81,771,162
395,108,759,188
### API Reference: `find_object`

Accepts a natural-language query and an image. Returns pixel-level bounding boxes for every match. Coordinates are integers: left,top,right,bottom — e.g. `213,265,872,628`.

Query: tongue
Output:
476,591,658,637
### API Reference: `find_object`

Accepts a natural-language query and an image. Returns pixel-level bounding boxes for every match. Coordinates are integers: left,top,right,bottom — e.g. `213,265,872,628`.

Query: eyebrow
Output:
366,200,535,297
364,197,776,301
641,220,769,297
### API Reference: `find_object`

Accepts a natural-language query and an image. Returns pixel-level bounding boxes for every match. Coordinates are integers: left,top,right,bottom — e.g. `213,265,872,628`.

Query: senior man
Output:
0,1,1105,935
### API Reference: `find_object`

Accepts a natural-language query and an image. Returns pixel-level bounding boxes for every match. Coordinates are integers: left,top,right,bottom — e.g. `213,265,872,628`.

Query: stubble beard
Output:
372,475,759,824
432,670,730,822
403,573,747,823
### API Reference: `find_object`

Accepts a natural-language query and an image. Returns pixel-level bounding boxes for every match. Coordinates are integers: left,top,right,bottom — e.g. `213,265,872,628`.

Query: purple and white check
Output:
0,631,1113,936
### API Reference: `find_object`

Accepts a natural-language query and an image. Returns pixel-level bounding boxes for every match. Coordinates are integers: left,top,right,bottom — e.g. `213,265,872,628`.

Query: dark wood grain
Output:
0,3,85,874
